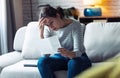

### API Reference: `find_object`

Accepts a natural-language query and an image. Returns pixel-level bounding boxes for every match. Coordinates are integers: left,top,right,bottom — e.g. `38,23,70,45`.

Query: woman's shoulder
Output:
68,19,85,34
70,19,85,28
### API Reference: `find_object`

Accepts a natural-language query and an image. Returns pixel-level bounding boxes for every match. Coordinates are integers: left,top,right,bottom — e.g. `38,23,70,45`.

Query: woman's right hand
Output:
39,18,46,39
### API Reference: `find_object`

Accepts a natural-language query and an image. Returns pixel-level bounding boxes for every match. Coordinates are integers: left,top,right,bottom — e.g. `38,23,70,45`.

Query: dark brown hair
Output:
38,4,64,19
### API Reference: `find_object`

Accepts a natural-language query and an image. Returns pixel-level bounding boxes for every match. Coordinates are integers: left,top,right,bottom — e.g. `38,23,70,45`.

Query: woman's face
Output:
44,15,63,31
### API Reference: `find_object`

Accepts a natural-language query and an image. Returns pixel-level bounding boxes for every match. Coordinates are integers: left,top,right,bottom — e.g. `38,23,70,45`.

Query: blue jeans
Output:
37,53,91,78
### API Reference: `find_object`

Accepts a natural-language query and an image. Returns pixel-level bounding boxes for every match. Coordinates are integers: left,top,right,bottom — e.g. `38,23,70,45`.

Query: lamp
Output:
83,0,102,6
83,0,102,16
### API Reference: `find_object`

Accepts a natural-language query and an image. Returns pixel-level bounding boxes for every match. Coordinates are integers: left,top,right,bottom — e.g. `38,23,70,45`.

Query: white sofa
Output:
1,22,120,78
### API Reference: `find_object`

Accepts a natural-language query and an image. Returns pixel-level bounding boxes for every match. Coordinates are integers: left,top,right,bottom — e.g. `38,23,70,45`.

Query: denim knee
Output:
68,59,76,66
67,57,91,78
37,57,48,69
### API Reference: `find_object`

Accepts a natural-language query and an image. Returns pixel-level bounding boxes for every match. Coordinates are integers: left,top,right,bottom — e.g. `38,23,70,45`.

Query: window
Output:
0,0,8,54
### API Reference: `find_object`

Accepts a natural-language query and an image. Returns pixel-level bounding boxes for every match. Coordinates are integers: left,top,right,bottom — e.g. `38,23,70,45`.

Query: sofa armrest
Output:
0,51,23,68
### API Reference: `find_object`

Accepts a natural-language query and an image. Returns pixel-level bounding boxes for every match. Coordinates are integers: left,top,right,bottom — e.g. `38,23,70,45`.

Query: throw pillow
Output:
21,22,42,59
84,22,120,62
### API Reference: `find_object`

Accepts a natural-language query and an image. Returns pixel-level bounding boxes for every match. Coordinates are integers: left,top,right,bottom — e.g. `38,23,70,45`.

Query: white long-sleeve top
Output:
43,20,85,57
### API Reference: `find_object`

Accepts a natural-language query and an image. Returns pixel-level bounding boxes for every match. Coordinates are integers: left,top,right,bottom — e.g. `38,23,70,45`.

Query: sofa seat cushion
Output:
0,51,22,68
84,22,120,62
1,60,41,78
0,52,22,78
1,60,67,78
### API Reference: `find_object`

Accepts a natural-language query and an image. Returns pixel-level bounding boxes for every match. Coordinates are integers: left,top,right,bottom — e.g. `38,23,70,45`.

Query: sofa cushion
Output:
1,60,41,78
84,22,120,62
21,22,42,59
14,26,27,51
1,60,67,78
0,51,22,68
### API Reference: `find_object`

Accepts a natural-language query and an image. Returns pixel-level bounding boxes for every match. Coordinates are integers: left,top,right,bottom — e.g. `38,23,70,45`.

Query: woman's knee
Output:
68,58,80,67
37,57,48,67
68,57,91,67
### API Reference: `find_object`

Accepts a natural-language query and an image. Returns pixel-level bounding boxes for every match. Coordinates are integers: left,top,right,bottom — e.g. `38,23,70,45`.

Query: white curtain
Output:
0,0,8,54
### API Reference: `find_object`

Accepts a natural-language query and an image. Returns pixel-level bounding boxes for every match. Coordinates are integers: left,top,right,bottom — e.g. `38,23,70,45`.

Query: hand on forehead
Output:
43,17,53,25
39,17,53,26
39,18,48,24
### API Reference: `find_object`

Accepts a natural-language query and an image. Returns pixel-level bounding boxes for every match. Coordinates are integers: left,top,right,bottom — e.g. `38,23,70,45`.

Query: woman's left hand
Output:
58,48,76,59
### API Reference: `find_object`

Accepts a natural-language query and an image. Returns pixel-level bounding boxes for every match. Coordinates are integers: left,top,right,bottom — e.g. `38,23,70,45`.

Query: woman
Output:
37,4,91,78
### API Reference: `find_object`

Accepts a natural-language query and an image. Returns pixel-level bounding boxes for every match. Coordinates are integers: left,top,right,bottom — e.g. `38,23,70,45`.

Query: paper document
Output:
39,36,61,55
